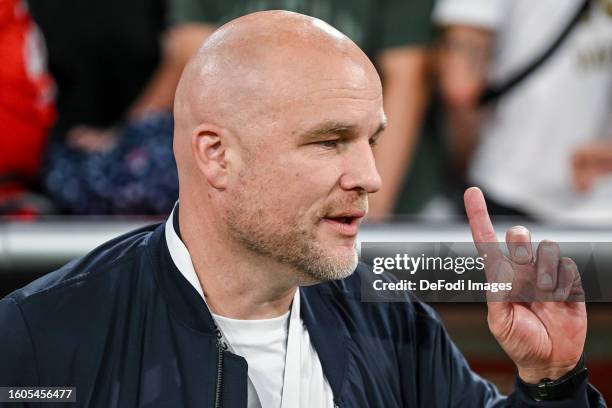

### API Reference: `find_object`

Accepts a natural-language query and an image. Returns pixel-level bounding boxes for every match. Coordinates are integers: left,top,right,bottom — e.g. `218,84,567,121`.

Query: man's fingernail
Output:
539,273,553,287
554,289,565,300
511,225,528,234
542,244,557,256
514,246,528,259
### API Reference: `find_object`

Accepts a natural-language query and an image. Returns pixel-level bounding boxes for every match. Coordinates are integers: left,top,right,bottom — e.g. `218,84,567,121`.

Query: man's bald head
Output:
173,10,381,178
174,11,384,284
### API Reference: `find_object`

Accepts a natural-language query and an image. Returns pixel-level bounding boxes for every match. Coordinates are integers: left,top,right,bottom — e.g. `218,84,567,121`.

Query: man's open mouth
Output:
327,216,356,224
323,210,365,224
321,211,366,237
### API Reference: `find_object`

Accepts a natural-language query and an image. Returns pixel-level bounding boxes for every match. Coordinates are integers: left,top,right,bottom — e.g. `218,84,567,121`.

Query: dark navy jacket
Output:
0,221,606,407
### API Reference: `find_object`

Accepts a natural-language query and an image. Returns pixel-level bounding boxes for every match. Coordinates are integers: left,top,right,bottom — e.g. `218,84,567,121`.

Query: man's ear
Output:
192,123,230,189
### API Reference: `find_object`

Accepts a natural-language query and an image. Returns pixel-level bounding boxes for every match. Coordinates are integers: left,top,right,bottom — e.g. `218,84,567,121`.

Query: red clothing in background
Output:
0,0,54,183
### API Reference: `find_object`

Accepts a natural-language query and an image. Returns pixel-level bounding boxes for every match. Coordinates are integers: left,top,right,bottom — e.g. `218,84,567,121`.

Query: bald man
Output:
0,11,605,407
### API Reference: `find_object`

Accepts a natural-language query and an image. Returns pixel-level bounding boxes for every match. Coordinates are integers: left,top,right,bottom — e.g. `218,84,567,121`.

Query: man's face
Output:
224,58,384,284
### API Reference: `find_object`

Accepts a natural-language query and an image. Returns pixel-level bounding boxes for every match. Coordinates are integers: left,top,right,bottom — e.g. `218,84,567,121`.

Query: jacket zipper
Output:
214,329,228,408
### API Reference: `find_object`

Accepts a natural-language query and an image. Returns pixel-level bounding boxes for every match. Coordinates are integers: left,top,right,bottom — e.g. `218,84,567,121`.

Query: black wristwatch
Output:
517,354,588,401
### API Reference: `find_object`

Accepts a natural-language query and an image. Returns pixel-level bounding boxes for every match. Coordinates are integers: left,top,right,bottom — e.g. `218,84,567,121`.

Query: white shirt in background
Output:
434,0,612,225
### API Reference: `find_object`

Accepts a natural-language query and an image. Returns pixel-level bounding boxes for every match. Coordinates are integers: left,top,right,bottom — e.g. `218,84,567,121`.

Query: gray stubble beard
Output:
226,205,358,284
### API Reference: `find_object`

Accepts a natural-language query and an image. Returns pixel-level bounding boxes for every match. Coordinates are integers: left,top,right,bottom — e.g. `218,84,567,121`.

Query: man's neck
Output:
178,204,299,320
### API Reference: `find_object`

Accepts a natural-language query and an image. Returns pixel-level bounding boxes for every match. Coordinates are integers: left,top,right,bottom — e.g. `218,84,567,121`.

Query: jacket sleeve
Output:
0,297,39,390
410,301,606,407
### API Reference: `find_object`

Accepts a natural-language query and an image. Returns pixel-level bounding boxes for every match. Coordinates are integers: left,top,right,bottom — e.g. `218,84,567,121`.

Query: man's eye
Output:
317,140,339,148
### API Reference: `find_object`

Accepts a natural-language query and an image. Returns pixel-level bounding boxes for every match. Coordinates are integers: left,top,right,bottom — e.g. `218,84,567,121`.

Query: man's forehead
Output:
282,57,381,100
244,30,381,102
252,64,383,142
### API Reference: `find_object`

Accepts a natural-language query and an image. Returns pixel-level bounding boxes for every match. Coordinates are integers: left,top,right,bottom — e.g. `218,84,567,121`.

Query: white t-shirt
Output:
164,212,335,407
213,307,290,408
434,0,612,224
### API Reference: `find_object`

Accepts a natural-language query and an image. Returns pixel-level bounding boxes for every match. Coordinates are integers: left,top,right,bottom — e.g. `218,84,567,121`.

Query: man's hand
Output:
571,141,612,193
464,187,586,384
67,126,118,153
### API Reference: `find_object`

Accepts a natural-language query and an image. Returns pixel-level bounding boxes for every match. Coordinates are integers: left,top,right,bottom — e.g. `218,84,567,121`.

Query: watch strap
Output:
517,354,588,401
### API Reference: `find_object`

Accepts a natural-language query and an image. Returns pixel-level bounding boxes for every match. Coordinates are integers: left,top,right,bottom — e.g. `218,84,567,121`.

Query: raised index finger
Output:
464,187,510,303
464,187,505,265
464,188,498,246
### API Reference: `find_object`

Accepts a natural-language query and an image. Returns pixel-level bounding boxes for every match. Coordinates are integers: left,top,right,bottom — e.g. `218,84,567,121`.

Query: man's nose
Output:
339,140,383,194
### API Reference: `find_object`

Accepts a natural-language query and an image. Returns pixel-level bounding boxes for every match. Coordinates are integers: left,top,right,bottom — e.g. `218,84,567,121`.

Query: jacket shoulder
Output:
0,296,39,385
0,222,170,393
4,222,162,305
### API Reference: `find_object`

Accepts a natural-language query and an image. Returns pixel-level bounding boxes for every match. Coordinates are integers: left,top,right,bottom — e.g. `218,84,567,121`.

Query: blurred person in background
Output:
572,139,612,192
0,0,55,217
435,0,612,225
29,0,436,216
84,0,434,217
27,0,165,142
27,0,178,214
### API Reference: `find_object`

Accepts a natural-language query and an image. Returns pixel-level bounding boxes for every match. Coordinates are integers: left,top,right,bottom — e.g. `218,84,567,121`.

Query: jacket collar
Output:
149,209,218,336
165,204,206,300
300,284,350,401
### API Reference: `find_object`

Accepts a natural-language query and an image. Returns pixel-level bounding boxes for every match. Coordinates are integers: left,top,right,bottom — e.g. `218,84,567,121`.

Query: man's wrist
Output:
516,355,588,401
517,364,577,384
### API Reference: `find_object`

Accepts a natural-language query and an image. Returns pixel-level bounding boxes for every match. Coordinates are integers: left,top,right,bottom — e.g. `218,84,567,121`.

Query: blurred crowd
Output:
1,0,611,224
